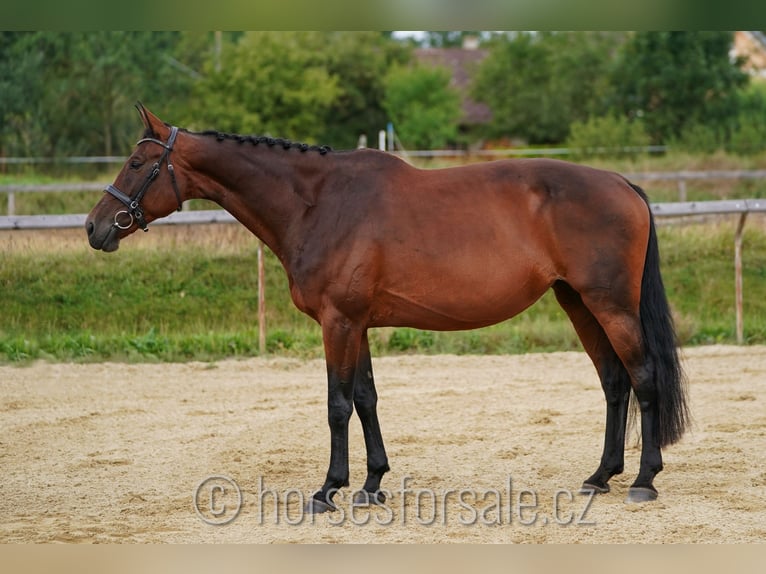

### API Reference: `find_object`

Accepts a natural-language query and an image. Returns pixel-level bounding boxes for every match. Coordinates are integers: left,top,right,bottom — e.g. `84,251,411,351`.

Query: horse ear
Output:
135,101,169,139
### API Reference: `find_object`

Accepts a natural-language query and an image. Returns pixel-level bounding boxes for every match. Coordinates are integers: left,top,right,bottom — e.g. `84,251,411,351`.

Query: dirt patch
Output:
1,346,765,543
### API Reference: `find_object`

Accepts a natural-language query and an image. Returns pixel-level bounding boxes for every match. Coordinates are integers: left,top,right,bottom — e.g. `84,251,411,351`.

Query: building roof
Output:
414,47,493,126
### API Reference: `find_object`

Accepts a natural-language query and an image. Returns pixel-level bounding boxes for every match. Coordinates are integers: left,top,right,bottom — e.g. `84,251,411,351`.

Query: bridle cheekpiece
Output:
104,125,183,232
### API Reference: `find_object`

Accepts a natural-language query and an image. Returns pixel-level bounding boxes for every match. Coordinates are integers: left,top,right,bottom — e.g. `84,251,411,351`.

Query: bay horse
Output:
86,104,689,510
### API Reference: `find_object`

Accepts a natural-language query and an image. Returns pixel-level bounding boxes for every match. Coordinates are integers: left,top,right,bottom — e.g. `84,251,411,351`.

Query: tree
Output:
1,32,191,157
382,63,461,149
0,33,45,158
185,31,340,142
611,31,748,144
318,32,411,148
728,81,766,154
471,32,624,144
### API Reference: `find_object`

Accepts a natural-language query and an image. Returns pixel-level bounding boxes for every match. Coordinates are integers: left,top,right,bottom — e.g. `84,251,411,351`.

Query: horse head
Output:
86,103,185,251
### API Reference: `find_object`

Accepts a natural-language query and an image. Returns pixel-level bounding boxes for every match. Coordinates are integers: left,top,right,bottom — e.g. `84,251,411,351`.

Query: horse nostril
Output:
86,220,95,236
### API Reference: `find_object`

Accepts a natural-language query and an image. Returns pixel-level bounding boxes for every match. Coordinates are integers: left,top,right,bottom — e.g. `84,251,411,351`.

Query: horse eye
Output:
130,160,143,170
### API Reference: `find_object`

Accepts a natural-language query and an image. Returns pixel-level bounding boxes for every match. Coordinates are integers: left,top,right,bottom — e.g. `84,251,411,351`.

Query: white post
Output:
378,130,386,151
734,212,748,344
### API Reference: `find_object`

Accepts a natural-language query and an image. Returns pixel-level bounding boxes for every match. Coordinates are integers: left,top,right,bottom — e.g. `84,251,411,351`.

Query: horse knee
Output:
353,376,378,414
327,398,353,428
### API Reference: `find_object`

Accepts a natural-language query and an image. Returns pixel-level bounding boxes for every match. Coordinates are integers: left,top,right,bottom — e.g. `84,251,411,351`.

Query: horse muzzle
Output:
85,217,122,252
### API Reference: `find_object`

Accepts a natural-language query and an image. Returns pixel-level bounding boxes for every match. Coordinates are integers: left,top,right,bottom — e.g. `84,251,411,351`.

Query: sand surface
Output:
2,346,765,543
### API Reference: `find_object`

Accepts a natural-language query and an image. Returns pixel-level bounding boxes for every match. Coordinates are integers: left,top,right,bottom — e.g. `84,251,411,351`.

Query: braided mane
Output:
199,130,332,155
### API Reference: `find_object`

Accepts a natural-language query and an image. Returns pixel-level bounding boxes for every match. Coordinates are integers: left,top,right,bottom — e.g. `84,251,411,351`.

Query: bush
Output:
566,114,650,160
671,115,766,156
387,328,435,352
382,63,461,150
671,83,766,156
729,119,766,155
670,123,727,155
266,330,294,352
729,81,766,155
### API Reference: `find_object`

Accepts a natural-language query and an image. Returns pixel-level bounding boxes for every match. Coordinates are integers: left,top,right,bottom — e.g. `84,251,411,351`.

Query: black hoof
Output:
352,490,387,507
304,496,336,514
625,487,658,503
579,482,610,495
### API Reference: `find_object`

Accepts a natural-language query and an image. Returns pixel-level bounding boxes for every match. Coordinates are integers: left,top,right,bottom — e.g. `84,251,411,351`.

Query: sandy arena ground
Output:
1,345,765,543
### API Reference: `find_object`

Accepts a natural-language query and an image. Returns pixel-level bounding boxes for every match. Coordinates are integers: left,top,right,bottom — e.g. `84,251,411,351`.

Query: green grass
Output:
660,224,766,345
1,221,765,363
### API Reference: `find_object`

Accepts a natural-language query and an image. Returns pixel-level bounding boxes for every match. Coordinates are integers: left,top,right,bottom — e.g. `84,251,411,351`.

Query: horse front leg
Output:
352,331,390,506
306,313,363,513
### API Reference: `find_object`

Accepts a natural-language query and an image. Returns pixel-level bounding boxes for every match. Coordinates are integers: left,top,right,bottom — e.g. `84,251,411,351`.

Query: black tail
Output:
630,183,690,447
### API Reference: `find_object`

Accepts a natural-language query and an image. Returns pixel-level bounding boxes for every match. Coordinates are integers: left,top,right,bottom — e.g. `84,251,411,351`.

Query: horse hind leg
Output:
577,289,666,503
553,281,632,495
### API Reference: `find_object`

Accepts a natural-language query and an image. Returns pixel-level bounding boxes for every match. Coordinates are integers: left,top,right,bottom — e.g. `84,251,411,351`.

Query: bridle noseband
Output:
104,125,183,232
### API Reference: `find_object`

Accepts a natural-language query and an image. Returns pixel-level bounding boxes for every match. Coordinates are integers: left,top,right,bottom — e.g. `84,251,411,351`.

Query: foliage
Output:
0,33,42,158
182,32,340,141
565,114,651,160
387,328,435,352
0,30,762,161
670,123,728,155
728,81,766,155
0,31,410,157
319,32,411,148
668,81,766,155
382,63,461,149
0,32,191,157
610,32,748,145
471,32,626,144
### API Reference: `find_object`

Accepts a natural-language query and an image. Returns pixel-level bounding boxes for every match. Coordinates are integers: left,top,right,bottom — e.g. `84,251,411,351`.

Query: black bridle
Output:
104,126,183,232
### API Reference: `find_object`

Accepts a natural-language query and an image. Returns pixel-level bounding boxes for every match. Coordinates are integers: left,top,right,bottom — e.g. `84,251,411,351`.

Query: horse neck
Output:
184,135,328,262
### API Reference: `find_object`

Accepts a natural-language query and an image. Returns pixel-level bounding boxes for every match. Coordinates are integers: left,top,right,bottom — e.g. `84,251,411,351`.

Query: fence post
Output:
257,240,266,354
734,212,748,344
677,179,687,202
7,190,14,216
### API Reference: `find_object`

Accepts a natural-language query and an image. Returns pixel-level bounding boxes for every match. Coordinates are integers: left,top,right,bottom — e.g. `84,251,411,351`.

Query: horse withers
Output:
86,104,689,510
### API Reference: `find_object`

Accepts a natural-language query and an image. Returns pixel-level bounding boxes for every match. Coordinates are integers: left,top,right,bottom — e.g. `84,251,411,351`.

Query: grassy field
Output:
2,216,765,363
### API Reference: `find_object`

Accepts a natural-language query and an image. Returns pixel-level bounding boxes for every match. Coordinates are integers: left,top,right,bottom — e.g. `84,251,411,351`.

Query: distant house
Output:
414,40,492,131
732,31,766,78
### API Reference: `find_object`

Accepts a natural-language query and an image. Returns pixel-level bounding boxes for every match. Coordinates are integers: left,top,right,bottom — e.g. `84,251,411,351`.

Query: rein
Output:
104,126,183,232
